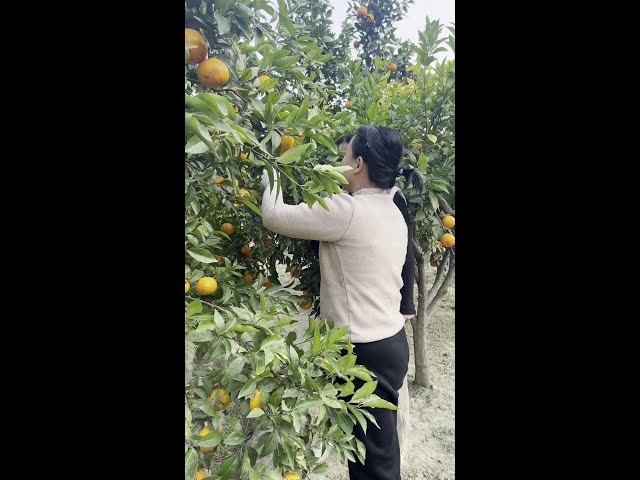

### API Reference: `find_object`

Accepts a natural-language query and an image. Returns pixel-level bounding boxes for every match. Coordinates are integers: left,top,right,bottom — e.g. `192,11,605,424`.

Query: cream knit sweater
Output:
262,184,407,343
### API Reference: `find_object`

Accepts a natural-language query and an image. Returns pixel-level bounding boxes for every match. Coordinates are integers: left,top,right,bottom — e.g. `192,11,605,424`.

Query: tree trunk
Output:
411,239,455,388
412,250,431,388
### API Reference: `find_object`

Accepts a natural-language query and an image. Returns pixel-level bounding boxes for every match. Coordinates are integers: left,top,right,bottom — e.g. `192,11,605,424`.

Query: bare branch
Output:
426,256,455,318
426,249,450,306
185,296,226,311
437,195,454,215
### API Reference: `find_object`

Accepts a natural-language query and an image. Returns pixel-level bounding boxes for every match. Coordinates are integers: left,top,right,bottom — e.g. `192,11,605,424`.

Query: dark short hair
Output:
350,126,424,192
335,135,354,146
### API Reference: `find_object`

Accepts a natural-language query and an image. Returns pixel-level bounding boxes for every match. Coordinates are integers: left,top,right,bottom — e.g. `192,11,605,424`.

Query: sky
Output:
328,0,455,59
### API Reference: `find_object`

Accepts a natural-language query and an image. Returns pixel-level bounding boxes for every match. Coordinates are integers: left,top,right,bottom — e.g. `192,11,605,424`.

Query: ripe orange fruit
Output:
353,40,360,48
185,280,190,294
240,245,251,257
208,388,231,411
244,271,255,283
280,135,294,154
195,277,218,296
235,188,251,203
195,469,207,480
199,426,216,453
300,300,313,310
357,6,368,17
442,215,455,229
440,233,455,248
197,58,230,89
185,28,208,65
388,63,398,72
221,223,235,235
249,389,262,411
240,152,248,162
284,473,300,480
345,101,354,110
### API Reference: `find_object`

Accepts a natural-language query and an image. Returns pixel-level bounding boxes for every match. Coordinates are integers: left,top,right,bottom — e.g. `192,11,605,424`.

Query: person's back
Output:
317,188,407,343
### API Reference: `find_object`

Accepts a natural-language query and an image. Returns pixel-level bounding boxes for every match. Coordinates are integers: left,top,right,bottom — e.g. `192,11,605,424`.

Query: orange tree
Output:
345,0,415,71
184,1,400,479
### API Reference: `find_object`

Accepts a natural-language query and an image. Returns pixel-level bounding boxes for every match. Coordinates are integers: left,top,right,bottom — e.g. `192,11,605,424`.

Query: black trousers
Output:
348,328,409,480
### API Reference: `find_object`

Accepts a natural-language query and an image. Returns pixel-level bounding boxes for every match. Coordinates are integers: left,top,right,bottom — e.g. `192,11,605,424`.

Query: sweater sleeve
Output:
393,191,416,316
261,181,354,241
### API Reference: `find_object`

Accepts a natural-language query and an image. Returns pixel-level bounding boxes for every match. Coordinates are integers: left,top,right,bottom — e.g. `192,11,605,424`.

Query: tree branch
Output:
437,195,454,215
426,249,450,306
185,296,226,311
426,256,455,318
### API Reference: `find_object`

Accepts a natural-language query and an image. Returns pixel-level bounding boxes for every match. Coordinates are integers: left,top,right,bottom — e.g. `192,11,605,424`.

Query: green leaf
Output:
185,135,209,154
291,411,302,433
322,395,342,409
273,54,301,68
214,310,225,329
185,330,214,342
260,335,285,351
296,95,310,122
345,366,373,382
283,388,299,398
224,432,247,446
427,134,438,143
312,324,322,355
187,299,203,318
187,248,217,264
247,407,265,418
277,143,310,165
313,463,330,474
308,133,338,154
429,191,440,212
199,93,237,120
338,412,354,435
313,194,329,212
214,11,231,35
293,398,324,411
184,448,198,479
351,381,378,403
360,408,380,429
418,152,429,172
339,381,355,398
235,375,256,397
361,394,398,410
197,430,223,447
218,455,240,480
242,199,263,218
347,404,368,435
259,77,279,92
223,357,246,383
259,431,278,458
278,0,295,36
247,446,258,467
